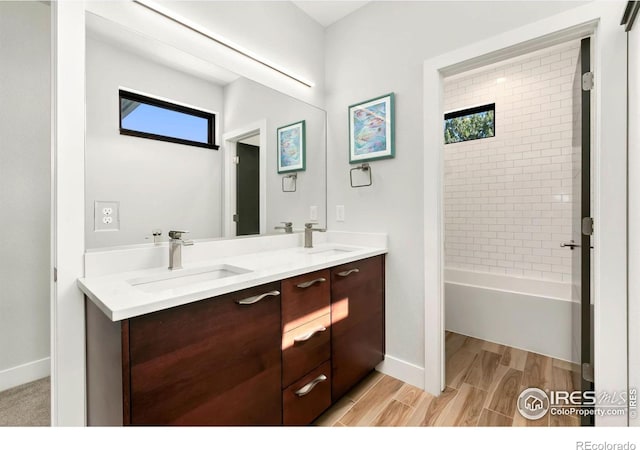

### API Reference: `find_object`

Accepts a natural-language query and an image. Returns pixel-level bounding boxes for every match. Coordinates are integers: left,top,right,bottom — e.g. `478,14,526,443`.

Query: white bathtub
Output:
445,268,580,363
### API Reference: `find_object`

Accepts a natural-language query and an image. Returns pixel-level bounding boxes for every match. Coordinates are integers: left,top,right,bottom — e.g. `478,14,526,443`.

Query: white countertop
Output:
78,241,386,321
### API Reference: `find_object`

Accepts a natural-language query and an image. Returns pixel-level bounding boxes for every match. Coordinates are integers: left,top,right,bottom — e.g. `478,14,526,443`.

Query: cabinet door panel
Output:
128,282,282,425
331,256,384,401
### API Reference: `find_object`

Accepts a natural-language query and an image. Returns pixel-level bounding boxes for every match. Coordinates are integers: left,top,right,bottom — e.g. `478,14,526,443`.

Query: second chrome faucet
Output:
274,222,293,233
304,222,326,248
168,230,194,270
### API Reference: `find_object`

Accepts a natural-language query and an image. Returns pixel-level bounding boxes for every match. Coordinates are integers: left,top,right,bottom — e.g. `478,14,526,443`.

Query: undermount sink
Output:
305,246,355,257
128,264,252,293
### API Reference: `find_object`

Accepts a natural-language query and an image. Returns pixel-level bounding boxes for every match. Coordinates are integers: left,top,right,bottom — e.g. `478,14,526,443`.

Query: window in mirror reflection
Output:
119,90,219,150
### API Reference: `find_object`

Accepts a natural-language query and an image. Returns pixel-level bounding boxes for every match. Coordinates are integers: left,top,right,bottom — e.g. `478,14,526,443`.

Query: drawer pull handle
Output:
296,277,326,289
295,374,328,397
293,326,327,344
337,268,360,277
235,290,280,305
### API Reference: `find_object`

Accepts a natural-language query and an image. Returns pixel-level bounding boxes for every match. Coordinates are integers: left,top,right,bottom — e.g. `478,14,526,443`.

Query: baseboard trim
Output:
0,357,51,392
377,355,426,390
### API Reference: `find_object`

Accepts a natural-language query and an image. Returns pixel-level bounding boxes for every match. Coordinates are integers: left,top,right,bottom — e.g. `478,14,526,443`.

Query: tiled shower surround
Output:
443,41,581,283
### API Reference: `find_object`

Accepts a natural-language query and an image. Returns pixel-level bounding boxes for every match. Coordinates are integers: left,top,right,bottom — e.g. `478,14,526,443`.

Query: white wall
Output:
324,0,586,378
85,36,225,248
443,41,580,283
224,77,326,232
0,1,51,390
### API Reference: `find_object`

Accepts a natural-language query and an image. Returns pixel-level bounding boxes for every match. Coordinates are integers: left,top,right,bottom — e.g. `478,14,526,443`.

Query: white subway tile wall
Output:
443,41,581,283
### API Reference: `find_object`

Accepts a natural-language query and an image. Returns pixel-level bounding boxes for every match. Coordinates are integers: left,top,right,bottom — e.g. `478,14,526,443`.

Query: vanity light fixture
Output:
133,0,315,88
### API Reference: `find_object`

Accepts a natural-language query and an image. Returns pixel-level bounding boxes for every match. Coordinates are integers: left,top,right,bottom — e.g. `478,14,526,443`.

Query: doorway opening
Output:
440,37,594,426
222,120,267,238
236,135,261,236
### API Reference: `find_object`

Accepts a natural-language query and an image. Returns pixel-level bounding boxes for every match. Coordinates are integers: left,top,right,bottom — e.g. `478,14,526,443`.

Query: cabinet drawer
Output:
282,314,331,388
282,269,330,333
331,256,382,292
283,360,331,426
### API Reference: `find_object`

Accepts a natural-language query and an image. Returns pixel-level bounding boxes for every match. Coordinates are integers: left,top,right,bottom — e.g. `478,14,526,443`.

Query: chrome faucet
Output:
168,230,194,270
275,222,293,233
304,223,326,248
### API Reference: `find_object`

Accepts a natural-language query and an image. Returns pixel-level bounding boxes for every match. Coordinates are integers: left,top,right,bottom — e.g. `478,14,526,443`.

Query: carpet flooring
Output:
0,377,50,426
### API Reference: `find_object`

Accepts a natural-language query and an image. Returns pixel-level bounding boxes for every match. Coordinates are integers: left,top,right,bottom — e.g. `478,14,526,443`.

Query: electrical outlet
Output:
95,201,120,232
309,205,318,221
336,205,345,222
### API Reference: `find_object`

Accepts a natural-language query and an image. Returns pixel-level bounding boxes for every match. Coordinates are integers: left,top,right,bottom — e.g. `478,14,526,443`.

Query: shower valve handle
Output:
560,240,580,250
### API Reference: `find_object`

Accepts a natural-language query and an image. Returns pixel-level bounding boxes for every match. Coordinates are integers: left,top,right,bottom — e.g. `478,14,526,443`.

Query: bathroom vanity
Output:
79,233,386,426
75,2,385,428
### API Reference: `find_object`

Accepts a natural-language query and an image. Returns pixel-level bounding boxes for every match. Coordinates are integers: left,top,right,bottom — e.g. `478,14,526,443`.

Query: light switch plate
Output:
309,205,318,221
336,205,345,222
94,201,120,232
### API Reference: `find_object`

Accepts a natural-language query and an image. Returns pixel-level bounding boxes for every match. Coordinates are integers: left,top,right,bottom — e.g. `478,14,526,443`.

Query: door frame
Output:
579,37,594,426
51,0,87,426
222,120,267,238
423,3,628,426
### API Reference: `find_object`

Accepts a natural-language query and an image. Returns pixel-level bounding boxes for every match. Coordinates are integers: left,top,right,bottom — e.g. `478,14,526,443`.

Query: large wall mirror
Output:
84,11,326,249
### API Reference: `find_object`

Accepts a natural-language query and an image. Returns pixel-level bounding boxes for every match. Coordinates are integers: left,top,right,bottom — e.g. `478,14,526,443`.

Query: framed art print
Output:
349,93,395,163
277,120,306,173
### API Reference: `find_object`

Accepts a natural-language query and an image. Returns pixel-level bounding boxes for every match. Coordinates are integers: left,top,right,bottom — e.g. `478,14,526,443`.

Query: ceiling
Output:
292,1,370,27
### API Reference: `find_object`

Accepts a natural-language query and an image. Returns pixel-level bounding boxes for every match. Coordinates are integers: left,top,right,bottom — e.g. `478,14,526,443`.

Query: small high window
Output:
119,90,219,150
444,103,495,144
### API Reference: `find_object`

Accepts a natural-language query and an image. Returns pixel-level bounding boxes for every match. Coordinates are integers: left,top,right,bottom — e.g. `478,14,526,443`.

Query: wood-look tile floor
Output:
314,332,581,427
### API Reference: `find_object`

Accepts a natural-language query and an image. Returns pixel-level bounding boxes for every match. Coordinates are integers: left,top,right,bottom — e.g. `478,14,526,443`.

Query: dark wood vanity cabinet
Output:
330,256,385,401
85,255,385,426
